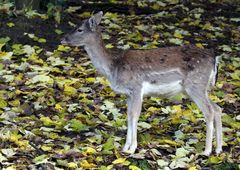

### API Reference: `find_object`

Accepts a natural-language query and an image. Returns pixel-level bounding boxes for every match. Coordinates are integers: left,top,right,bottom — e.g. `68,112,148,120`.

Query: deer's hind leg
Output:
184,83,222,155
210,100,222,154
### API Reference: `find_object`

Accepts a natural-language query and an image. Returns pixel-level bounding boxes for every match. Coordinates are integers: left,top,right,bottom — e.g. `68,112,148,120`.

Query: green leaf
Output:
169,38,183,45
47,56,67,66
230,70,240,80
0,153,7,162
157,159,169,167
40,116,55,126
230,18,240,22
69,119,89,132
55,29,63,35
0,37,11,51
219,45,232,52
2,75,14,82
138,122,152,129
33,154,48,164
222,114,240,129
175,147,189,158
0,37,11,44
174,30,183,39
103,137,114,151
1,148,16,157
38,38,46,43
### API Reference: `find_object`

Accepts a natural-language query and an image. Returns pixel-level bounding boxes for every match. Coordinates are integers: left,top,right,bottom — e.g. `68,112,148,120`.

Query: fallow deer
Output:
61,11,222,155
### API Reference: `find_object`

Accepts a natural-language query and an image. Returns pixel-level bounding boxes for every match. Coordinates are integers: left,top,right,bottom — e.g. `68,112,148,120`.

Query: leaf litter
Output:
0,0,240,169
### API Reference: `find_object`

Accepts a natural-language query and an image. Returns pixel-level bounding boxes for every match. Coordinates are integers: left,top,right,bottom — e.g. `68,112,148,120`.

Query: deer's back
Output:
118,45,215,73
109,45,216,95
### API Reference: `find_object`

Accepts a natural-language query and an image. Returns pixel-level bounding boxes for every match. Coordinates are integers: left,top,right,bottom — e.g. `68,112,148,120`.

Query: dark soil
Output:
0,13,80,51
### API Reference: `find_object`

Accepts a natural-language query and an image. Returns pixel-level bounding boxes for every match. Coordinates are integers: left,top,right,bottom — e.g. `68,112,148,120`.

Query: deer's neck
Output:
84,34,112,78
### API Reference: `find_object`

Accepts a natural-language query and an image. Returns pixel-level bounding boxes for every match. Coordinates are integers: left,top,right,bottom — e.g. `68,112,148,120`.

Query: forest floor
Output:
0,0,239,169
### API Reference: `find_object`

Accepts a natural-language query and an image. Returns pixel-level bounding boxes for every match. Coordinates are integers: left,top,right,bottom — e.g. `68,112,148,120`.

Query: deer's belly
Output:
141,80,183,97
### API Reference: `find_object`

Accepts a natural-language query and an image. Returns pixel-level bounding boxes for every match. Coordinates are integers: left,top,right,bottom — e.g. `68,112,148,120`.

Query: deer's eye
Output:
77,28,83,32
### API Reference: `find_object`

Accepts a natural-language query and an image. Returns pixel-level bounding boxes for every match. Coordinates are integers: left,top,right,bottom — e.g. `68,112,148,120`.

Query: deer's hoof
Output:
202,149,212,156
122,143,137,154
122,143,131,153
215,148,222,155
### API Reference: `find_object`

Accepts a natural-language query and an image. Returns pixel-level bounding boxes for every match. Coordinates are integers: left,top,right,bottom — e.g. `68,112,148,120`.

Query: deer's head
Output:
61,11,103,47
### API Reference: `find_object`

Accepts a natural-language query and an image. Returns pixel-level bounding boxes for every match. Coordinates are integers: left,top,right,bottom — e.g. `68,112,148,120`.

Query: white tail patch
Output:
210,56,221,86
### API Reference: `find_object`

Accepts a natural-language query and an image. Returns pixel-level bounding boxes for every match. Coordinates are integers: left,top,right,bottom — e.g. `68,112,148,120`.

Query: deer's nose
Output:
61,37,68,44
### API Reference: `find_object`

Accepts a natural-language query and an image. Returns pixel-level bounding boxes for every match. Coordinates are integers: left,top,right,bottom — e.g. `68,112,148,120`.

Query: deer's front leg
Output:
123,92,142,154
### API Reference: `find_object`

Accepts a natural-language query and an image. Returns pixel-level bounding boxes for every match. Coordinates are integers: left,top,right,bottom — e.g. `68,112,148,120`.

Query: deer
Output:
61,11,223,156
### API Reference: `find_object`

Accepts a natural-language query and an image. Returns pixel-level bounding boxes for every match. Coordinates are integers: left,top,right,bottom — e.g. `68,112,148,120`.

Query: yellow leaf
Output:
9,132,22,142
112,158,130,165
41,145,52,151
15,73,23,81
86,77,96,83
172,105,182,113
0,51,13,60
7,22,15,27
202,23,213,30
80,160,96,169
189,166,198,170
55,104,64,112
15,89,28,95
9,99,20,107
182,110,196,122
86,147,96,154
83,147,97,156
208,155,222,164
174,31,183,39
57,45,71,52
0,99,7,109
195,43,204,48
16,140,29,149
129,165,141,170
147,106,159,113
29,54,44,64
153,33,160,39
105,43,114,49
97,77,109,86
40,116,54,126
48,132,59,139
64,85,77,96
161,139,179,146
171,117,181,124
209,95,223,103
96,156,103,162
67,162,78,168
79,12,92,17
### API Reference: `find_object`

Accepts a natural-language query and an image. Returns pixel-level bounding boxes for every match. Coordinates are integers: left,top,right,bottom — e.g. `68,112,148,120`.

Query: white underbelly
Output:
141,80,183,97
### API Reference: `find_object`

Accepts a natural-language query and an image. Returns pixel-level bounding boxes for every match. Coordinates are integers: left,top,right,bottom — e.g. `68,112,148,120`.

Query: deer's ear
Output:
94,11,103,25
88,11,103,31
